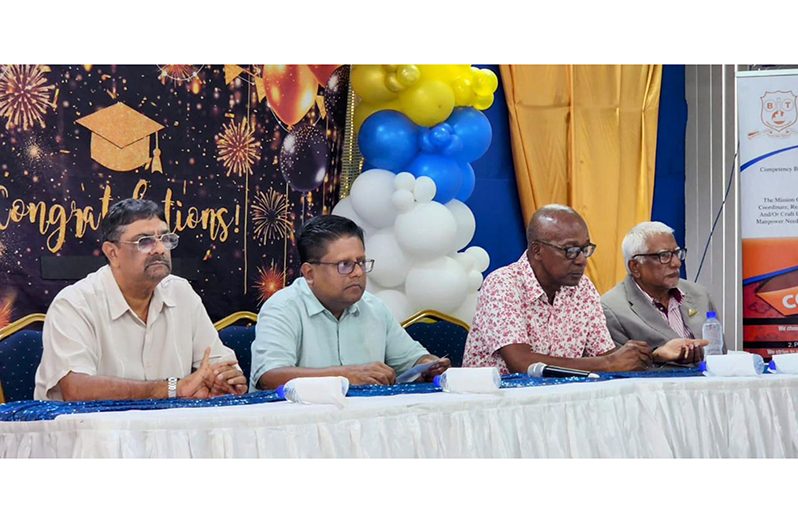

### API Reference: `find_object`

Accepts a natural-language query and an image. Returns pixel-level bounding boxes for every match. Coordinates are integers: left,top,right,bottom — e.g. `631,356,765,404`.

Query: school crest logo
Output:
749,91,798,138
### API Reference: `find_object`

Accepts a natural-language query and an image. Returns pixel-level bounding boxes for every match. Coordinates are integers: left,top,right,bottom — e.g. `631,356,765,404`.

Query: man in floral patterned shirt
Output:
463,204,653,374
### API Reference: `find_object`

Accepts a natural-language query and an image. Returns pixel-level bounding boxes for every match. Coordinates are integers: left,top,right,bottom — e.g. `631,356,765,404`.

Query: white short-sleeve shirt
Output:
34,265,236,400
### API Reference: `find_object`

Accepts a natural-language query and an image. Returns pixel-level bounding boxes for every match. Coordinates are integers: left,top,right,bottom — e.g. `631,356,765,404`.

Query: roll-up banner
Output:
738,69,798,355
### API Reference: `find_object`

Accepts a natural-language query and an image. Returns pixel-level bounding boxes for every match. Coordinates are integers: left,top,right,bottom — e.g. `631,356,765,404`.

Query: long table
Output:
2,373,797,458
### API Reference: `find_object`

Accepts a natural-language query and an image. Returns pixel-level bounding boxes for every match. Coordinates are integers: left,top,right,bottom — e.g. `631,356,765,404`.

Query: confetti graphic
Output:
251,187,292,243
216,118,261,177
0,64,56,131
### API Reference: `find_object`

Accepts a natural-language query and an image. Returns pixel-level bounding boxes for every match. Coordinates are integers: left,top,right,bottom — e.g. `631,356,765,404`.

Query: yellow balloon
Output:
351,65,397,104
398,79,455,127
396,65,420,87
418,64,470,84
452,77,475,107
473,93,494,111
473,68,499,97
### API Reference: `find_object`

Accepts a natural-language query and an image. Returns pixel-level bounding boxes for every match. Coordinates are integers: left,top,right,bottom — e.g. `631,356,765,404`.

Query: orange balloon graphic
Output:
262,65,319,126
308,65,340,86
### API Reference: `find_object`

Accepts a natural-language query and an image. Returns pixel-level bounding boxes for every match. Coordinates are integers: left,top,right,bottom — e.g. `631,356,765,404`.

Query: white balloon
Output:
349,169,399,229
332,197,376,237
405,256,469,314
413,176,436,203
375,289,414,322
394,171,416,191
365,229,412,288
394,202,457,261
452,251,476,272
391,189,415,213
466,270,484,292
465,246,490,273
446,199,476,252
452,291,479,326
366,278,387,295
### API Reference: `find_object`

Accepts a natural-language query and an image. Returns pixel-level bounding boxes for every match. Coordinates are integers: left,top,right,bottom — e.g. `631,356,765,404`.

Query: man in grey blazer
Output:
602,221,711,364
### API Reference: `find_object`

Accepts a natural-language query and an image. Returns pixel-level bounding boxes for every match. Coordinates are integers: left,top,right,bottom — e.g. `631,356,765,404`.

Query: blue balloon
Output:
407,154,464,204
448,107,492,163
455,163,476,202
358,110,419,172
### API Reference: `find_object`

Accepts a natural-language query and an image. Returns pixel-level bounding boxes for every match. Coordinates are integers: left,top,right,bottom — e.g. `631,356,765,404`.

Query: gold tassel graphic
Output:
151,131,163,174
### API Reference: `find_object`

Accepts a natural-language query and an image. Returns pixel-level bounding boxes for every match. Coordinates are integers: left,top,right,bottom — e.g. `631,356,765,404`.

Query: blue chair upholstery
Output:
218,325,255,383
403,311,469,368
0,330,43,403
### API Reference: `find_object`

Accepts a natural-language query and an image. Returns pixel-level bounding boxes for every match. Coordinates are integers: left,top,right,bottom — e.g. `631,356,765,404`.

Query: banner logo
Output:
749,91,798,138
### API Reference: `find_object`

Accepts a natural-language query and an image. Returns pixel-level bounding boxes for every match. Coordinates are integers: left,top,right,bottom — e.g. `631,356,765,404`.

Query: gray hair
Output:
621,221,675,271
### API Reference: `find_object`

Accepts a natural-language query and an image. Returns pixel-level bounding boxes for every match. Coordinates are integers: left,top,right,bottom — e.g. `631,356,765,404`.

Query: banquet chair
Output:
401,310,470,368
214,311,258,383
0,314,46,403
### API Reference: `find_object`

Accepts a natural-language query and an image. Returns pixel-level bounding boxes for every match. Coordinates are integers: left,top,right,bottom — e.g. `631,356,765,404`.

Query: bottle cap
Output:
433,375,443,388
275,385,286,399
769,360,777,372
706,311,717,319
698,361,707,373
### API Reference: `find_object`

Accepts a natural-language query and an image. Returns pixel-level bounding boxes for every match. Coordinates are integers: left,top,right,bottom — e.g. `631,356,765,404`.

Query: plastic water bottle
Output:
700,352,764,376
701,311,724,358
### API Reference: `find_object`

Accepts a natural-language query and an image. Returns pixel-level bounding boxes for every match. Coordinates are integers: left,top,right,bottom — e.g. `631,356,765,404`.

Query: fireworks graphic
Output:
157,65,203,82
252,188,292,243
0,64,56,131
0,297,12,329
216,118,261,177
254,263,285,304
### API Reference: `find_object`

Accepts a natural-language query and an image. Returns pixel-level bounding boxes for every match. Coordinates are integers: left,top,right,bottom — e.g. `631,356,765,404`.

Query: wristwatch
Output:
167,377,178,399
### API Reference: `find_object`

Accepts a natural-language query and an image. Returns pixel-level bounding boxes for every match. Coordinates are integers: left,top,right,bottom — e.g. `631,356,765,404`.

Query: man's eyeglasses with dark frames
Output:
115,233,180,254
307,259,375,274
536,240,597,260
632,248,686,264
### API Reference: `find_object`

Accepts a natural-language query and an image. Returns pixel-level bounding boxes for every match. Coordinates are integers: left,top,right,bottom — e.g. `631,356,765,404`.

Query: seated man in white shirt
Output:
250,215,450,391
34,198,247,401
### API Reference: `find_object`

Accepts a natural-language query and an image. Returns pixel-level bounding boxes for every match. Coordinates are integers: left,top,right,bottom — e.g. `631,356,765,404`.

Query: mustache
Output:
146,257,171,269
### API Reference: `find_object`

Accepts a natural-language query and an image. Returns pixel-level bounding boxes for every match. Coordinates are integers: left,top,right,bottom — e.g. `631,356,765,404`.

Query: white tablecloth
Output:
2,375,797,458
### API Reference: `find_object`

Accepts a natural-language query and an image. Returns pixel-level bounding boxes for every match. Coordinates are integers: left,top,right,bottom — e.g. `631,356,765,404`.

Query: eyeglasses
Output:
307,259,375,275
115,233,180,254
632,247,686,264
535,240,597,260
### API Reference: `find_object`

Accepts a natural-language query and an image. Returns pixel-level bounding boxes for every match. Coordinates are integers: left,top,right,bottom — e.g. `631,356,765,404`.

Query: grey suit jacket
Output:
601,275,717,348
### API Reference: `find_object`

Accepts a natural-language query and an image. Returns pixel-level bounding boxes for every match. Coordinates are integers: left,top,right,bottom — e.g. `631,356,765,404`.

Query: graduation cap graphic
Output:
76,102,164,173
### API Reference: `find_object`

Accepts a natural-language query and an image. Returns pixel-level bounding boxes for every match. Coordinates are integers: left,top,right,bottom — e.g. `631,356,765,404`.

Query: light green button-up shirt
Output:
249,277,429,390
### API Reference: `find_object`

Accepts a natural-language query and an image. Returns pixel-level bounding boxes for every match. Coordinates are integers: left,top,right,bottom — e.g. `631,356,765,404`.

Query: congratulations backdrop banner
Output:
0,65,349,327
738,69,798,355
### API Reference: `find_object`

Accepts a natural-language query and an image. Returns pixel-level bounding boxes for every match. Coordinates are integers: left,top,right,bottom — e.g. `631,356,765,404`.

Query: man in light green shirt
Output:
250,215,450,391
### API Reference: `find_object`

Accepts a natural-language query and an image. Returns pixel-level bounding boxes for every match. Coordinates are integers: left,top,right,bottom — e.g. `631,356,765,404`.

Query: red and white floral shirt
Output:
463,252,615,374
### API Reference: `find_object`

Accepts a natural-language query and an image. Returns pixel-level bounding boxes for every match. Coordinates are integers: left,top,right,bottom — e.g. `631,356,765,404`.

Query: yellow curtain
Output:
500,65,662,294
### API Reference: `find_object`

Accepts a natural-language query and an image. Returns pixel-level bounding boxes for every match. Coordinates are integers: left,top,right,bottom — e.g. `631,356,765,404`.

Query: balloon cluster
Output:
351,65,499,130
358,107,492,203
273,66,347,193
333,170,489,324
262,64,339,126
